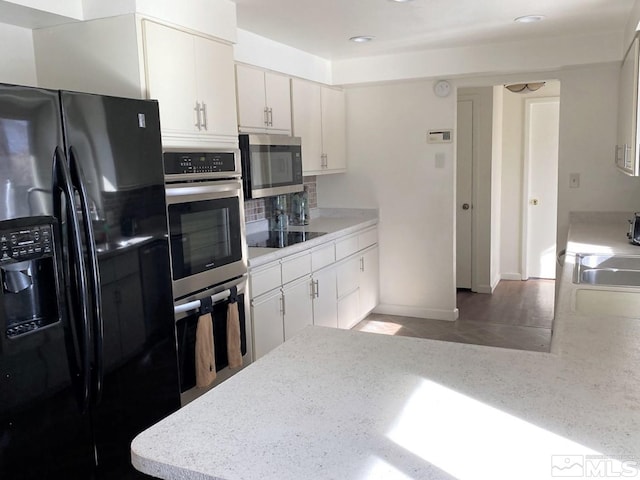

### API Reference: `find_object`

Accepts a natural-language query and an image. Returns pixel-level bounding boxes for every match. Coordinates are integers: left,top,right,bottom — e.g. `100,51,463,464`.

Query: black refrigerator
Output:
0,84,181,479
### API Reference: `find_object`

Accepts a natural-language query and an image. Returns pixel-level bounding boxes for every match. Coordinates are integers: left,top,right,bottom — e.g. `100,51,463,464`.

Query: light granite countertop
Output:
246,208,379,268
131,211,640,480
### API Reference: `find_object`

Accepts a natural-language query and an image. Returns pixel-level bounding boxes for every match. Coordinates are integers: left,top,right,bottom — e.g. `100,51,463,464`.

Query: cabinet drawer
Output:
250,262,281,298
335,235,358,261
281,252,312,284
358,228,377,250
311,243,335,271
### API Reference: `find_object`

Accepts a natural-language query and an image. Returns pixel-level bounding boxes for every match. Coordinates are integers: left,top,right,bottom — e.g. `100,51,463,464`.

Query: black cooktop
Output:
246,230,327,248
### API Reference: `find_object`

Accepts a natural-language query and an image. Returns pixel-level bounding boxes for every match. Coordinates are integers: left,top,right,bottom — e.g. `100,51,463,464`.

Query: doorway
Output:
455,81,561,296
523,97,560,279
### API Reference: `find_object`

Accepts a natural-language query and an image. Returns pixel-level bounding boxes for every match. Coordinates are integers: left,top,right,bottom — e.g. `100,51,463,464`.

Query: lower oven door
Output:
166,179,248,299
174,276,252,405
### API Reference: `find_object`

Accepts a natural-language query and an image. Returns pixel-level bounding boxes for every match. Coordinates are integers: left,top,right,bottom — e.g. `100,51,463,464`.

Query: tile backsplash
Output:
244,176,317,223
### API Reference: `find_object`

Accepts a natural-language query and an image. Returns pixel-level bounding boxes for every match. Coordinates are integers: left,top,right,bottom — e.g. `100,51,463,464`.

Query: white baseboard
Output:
373,304,458,321
475,284,494,294
501,273,523,281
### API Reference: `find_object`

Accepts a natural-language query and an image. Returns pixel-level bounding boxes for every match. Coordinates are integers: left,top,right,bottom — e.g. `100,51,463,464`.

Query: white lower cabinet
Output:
251,289,285,360
359,246,379,318
337,290,360,330
312,266,338,328
283,276,314,340
249,225,379,358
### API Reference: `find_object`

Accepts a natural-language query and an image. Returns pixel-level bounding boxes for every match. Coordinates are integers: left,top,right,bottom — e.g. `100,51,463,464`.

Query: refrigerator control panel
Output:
0,224,54,263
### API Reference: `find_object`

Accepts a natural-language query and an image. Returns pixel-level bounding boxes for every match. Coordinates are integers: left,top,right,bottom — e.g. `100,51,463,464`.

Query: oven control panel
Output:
164,152,238,177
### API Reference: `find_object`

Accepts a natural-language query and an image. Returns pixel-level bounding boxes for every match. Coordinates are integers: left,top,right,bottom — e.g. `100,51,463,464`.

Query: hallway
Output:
352,279,554,352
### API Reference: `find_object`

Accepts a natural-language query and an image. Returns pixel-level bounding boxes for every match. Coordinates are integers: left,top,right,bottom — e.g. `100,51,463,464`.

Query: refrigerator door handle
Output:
52,146,92,413
69,146,104,406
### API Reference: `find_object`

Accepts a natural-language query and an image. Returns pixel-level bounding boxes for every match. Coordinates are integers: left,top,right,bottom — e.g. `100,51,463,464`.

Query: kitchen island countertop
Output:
131,212,640,480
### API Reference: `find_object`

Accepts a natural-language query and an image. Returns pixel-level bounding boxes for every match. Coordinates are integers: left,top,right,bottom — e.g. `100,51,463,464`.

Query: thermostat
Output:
427,129,453,144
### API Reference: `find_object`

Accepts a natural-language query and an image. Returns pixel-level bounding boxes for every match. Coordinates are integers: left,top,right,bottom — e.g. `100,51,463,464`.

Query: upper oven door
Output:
240,134,304,199
165,179,247,299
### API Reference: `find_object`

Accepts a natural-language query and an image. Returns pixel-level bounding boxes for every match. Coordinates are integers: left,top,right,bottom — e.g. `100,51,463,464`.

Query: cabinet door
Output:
143,21,197,135
359,247,379,318
195,37,238,138
251,291,284,360
336,255,360,298
312,266,338,328
282,277,314,340
321,86,347,173
291,78,323,173
337,289,359,330
265,71,292,133
236,64,267,131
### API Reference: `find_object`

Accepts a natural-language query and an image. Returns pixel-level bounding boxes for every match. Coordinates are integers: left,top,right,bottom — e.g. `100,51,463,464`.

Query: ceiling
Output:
233,0,637,60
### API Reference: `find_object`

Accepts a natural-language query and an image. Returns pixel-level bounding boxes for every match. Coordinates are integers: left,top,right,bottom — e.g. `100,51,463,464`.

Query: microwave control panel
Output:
164,152,237,176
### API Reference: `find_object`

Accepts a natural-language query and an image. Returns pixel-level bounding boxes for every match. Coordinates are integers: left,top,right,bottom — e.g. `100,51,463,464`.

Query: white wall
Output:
234,29,331,84
317,80,457,320
500,81,561,279
0,22,37,85
555,64,640,247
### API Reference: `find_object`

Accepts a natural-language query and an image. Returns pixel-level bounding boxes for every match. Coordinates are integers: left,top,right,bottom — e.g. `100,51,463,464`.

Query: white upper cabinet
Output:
235,64,292,134
616,35,640,176
143,20,238,147
33,15,239,149
320,86,347,173
291,78,346,175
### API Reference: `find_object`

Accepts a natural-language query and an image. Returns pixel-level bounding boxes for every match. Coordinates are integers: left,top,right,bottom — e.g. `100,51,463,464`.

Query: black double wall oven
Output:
163,150,251,404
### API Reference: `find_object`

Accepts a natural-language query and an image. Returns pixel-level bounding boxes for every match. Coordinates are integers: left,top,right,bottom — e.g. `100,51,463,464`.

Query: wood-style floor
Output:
352,279,554,352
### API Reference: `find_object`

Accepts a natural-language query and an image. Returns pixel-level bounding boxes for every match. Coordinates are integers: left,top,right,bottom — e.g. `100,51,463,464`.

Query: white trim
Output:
373,304,458,322
475,284,495,294
501,273,524,281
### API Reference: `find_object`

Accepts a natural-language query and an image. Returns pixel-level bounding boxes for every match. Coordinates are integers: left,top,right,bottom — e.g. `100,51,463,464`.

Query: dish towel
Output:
195,312,217,388
227,301,243,369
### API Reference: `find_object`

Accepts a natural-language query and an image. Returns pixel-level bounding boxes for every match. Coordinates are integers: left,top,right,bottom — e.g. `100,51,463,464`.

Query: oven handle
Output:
174,288,234,315
174,277,246,317
165,181,241,199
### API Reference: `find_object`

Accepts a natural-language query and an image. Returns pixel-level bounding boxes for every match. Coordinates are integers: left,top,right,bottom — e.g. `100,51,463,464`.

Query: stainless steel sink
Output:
574,253,640,286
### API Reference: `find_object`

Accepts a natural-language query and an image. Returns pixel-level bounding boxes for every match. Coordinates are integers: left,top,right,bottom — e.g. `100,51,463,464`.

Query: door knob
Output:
462,203,470,210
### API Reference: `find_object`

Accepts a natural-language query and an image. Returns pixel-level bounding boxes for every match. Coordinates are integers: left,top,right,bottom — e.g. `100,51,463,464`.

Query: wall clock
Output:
434,80,451,98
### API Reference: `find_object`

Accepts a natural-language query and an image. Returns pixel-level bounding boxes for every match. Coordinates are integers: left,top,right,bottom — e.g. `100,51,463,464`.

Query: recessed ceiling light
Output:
514,15,545,23
349,36,374,43
389,0,413,2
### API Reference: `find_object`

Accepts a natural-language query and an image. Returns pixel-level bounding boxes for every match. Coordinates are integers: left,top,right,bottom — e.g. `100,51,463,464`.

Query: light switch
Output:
569,173,580,188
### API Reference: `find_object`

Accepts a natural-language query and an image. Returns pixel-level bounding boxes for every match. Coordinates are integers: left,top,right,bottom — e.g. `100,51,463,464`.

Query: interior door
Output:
525,97,560,279
456,100,473,289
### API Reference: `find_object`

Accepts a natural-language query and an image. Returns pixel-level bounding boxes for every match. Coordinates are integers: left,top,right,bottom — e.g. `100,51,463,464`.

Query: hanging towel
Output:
227,300,243,369
195,312,217,388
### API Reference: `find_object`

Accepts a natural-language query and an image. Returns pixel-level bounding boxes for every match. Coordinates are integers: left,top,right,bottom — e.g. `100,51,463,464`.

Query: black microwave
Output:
239,133,304,199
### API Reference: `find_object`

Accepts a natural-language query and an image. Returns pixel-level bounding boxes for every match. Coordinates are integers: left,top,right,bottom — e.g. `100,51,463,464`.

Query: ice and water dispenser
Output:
0,217,61,339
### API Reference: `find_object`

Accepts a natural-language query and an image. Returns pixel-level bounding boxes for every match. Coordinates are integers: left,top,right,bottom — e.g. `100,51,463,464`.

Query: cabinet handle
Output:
360,257,365,272
321,153,328,168
280,295,286,316
200,102,208,130
264,107,269,127
268,107,273,127
314,279,320,298
194,101,201,130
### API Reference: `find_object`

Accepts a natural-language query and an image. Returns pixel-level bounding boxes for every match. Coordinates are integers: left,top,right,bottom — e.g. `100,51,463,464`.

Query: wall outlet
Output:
569,173,580,188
